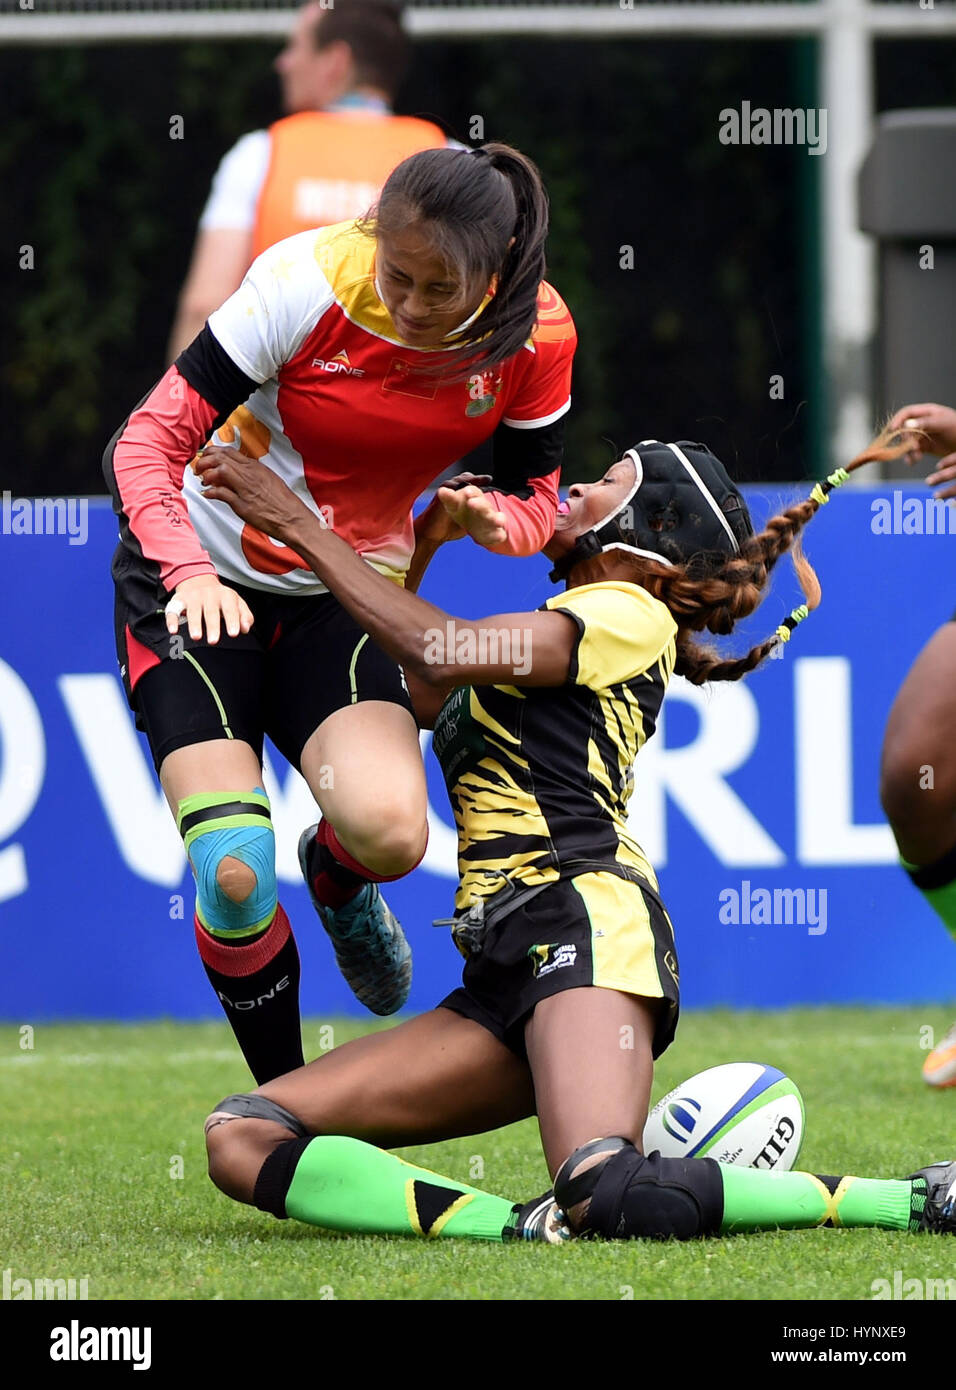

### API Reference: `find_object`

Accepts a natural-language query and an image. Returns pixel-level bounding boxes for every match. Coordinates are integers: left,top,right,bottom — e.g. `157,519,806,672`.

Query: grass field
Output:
2,1007,955,1303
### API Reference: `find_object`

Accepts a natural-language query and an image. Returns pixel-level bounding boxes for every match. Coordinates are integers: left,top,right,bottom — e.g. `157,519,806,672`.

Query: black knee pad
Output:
209,1092,309,1138
555,1138,723,1241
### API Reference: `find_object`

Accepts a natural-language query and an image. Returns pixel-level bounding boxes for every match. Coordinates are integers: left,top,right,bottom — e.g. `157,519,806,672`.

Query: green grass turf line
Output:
1,1008,955,1301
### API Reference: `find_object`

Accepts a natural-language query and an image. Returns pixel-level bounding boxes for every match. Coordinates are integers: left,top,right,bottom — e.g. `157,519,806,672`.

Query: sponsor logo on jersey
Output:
528,942,578,978
312,350,365,377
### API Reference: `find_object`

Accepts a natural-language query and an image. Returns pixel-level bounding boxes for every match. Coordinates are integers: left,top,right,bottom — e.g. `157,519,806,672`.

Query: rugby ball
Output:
643,1062,805,1171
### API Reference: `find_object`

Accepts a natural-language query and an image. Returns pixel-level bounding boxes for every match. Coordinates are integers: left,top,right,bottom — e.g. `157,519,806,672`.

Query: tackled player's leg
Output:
204,1007,565,1242
526,985,952,1241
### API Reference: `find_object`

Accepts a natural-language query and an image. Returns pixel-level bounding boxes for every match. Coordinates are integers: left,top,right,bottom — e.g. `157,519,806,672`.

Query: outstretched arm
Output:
194,448,577,691
888,402,956,499
403,473,486,595
402,475,484,725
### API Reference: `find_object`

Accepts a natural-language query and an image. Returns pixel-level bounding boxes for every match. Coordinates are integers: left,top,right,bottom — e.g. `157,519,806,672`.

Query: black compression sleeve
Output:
175,324,261,422
252,1137,313,1220
489,416,565,499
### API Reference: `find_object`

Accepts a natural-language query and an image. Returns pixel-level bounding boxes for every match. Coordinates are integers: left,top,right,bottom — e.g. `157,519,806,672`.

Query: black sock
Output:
195,905,305,1085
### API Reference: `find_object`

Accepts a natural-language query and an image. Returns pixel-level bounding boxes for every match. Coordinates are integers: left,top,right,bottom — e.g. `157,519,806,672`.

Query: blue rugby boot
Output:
298,824,412,1015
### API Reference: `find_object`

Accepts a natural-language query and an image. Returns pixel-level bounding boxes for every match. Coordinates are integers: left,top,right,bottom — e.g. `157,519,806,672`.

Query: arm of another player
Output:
402,476,481,594
195,447,579,689
402,474,487,726
888,402,956,497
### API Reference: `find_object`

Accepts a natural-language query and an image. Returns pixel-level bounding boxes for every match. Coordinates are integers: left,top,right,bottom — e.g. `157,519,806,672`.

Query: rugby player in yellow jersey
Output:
194,437,956,1243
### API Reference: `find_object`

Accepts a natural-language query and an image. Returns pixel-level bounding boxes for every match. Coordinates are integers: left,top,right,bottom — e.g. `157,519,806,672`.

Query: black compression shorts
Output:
112,542,414,773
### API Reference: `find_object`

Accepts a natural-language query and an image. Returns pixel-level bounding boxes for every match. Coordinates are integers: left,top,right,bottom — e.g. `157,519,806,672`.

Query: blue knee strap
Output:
178,787,277,938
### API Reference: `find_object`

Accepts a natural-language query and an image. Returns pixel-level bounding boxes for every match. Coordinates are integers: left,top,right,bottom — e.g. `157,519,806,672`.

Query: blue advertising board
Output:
1,486,954,1019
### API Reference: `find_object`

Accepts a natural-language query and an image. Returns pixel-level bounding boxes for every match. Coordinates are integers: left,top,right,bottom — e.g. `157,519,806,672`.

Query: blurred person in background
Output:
168,0,461,360
882,402,956,1088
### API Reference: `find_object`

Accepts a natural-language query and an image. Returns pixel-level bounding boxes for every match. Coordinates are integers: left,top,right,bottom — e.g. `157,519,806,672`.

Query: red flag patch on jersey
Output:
381,359,439,400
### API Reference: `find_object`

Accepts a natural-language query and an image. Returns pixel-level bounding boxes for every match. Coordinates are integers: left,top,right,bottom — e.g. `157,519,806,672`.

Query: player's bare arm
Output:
195,445,578,688
888,401,956,495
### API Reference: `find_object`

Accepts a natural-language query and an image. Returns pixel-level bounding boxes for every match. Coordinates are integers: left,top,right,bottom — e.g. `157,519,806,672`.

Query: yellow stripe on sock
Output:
403,1175,477,1238
404,1177,424,1237
802,1172,854,1227
426,1192,475,1239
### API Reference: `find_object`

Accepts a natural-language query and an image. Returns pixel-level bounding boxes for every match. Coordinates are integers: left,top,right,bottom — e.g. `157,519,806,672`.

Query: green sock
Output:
719,1165,917,1233
901,853,956,940
284,1135,518,1241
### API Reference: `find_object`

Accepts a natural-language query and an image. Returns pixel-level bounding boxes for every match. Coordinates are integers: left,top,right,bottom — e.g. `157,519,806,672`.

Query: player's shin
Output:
553,1139,922,1238
718,1165,917,1232
180,789,305,1083
253,1134,521,1241
901,842,956,944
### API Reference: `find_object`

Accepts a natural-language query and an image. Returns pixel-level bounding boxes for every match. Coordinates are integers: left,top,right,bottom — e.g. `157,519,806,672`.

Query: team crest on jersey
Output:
528,943,578,978
465,369,502,417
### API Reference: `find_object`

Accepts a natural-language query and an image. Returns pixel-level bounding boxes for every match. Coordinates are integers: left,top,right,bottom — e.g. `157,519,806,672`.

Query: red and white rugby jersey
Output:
106,219,576,595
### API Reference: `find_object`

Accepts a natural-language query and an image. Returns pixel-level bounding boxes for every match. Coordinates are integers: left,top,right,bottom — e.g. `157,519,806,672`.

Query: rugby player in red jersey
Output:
103,143,576,1084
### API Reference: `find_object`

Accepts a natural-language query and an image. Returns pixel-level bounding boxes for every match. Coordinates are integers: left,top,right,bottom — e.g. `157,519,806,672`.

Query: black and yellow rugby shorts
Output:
438,871,680,1061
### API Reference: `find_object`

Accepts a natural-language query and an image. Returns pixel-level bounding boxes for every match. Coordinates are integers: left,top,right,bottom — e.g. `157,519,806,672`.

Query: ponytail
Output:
469,143,549,373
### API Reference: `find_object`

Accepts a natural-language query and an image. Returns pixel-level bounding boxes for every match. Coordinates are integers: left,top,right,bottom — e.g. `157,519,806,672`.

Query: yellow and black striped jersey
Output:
432,580,678,909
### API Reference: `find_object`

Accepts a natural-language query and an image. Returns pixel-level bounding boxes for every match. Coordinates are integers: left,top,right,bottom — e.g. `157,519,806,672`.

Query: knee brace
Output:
178,787,276,938
554,1137,724,1241
206,1092,309,1138
206,1094,311,1220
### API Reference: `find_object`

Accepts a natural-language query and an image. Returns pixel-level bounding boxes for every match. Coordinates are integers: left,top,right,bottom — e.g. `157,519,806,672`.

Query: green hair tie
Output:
809,466,850,508
774,603,810,644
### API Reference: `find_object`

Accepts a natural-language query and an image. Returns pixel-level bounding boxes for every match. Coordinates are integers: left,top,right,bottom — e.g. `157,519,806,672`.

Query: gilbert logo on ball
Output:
643,1062,805,1171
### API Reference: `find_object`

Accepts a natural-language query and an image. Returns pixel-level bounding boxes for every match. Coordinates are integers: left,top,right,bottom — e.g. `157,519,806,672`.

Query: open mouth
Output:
556,499,571,515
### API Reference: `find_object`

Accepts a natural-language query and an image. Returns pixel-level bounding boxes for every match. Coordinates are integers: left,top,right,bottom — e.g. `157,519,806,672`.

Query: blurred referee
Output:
167,0,462,360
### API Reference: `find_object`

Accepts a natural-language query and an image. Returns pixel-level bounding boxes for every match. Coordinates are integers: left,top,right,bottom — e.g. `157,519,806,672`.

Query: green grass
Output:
2,1008,955,1301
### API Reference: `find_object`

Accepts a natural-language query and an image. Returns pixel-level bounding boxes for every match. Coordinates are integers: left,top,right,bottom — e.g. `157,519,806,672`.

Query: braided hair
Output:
615,425,913,685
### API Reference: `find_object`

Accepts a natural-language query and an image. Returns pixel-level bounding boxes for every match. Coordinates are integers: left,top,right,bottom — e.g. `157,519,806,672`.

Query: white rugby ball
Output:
643,1062,805,1171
